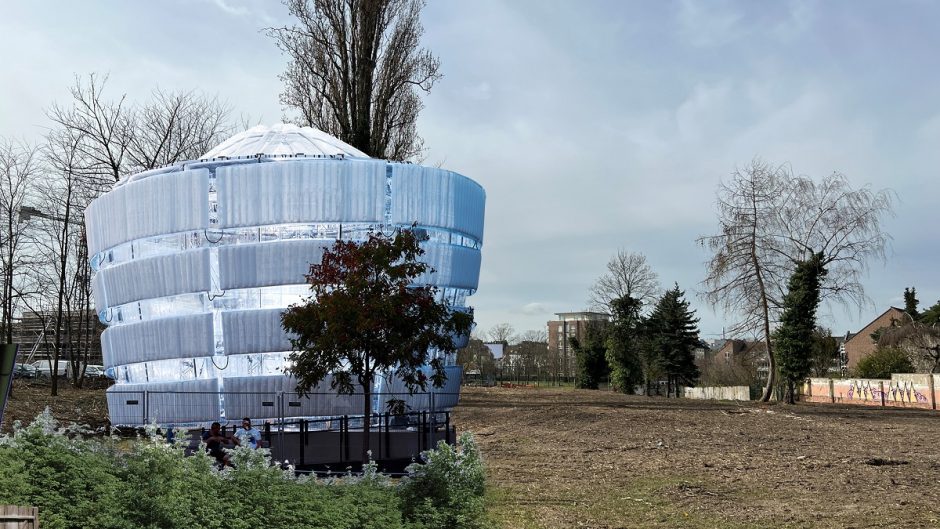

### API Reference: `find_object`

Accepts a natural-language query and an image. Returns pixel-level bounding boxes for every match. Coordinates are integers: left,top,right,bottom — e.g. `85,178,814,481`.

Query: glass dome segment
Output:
202,123,370,159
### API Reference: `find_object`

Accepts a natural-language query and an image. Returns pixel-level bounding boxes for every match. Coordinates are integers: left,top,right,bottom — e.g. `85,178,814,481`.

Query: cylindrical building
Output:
85,124,484,426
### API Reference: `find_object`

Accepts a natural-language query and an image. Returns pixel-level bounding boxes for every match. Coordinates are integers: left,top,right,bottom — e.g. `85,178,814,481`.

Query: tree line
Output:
574,284,703,396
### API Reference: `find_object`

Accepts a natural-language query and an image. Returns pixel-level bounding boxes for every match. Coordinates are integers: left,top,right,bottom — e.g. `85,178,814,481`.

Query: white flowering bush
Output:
398,433,489,529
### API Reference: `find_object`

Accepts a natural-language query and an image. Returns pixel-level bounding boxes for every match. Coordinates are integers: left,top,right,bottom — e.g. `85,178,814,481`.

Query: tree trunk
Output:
361,376,373,464
750,201,776,402
362,386,372,463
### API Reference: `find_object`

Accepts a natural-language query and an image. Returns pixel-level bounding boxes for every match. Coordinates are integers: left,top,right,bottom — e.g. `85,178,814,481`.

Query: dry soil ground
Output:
2,379,110,433
5,382,940,528
452,386,940,529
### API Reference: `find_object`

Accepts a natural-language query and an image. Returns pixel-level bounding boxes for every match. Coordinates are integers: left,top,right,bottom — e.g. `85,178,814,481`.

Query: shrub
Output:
0,412,489,529
855,346,914,379
398,432,488,529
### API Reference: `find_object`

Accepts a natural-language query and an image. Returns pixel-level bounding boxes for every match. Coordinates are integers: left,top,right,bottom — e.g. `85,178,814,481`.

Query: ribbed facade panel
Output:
85,169,209,255
224,375,361,418
218,240,332,290
390,164,486,241
221,309,293,356
102,314,214,368
418,243,482,290
92,249,211,308
216,160,386,228
220,375,283,421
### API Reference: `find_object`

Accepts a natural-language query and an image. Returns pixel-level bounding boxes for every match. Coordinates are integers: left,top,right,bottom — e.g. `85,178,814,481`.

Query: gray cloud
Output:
2,0,939,339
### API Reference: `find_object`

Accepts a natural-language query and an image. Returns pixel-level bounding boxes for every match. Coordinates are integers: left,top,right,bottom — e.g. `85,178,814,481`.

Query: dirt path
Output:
452,386,940,529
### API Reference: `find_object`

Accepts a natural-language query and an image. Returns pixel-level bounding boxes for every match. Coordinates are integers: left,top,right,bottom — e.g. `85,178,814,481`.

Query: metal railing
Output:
105,389,460,428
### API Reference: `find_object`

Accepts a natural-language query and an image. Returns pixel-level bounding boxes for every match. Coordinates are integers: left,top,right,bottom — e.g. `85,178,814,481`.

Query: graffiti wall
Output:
802,374,938,410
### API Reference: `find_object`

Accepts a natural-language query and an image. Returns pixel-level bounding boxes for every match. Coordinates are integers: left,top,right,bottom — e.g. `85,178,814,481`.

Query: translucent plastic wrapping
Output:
390,164,486,242
417,243,483,290
221,309,294,355
107,379,220,426
217,160,386,228
85,169,210,255
92,249,211,308
218,240,332,290
87,126,484,426
102,313,214,368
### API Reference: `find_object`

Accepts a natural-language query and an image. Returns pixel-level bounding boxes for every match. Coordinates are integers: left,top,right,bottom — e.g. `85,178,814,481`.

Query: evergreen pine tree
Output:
646,284,703,396
904,287,919,320
774,252,827,404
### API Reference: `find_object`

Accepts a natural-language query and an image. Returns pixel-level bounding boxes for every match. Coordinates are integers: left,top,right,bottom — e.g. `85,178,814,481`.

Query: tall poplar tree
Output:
268,0,442,160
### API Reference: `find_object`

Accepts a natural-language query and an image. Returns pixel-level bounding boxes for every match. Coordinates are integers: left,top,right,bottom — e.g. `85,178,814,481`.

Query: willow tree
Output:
699,160,893,402
281,230,472,462
268,0,441,160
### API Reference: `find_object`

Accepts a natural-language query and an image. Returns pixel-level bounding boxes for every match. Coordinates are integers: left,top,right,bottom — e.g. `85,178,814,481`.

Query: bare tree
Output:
519,329,547,343
516,329,548,383
699,159,894,402
126,88,233,172
268,0,442,160
0,139,39,343
590,250,660,312
46,73,131,185
21,126,88,396
49,75,234,185
809,327,839,377
486,323,517,345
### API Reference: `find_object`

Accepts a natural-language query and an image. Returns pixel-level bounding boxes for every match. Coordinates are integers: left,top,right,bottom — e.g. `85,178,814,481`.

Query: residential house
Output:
843,307,907,371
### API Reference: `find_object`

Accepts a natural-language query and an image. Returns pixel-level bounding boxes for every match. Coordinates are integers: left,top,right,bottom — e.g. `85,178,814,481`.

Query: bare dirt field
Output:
1,379,110,434
452,386,940,529
5,382,940,528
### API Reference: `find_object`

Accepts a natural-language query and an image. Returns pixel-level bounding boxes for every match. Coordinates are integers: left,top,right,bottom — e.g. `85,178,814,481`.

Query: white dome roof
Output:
201,123,369,159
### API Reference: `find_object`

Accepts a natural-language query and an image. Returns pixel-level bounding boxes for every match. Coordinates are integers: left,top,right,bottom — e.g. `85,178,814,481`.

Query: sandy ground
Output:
452,386,940,529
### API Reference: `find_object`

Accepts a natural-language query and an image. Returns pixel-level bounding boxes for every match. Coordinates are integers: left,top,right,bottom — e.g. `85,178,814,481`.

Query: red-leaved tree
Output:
281,229,472,462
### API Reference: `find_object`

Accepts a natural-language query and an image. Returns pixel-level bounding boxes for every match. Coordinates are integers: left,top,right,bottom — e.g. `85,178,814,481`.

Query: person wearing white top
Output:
235,417,262,449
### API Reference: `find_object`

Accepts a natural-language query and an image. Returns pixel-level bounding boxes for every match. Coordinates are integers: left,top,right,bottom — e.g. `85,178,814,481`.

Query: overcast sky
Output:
2,0,939,341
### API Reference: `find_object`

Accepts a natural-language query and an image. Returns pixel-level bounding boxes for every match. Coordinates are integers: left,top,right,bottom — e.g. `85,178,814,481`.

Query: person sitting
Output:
235,417,262,449
202,421,234,468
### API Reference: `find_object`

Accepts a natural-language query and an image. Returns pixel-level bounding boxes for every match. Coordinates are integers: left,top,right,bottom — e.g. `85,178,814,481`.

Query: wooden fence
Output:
0,505,38,529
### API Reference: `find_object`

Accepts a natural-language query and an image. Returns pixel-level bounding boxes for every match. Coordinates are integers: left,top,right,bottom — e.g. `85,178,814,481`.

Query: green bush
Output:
0,412,488,529
855,346,914,379
398,432,488,529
